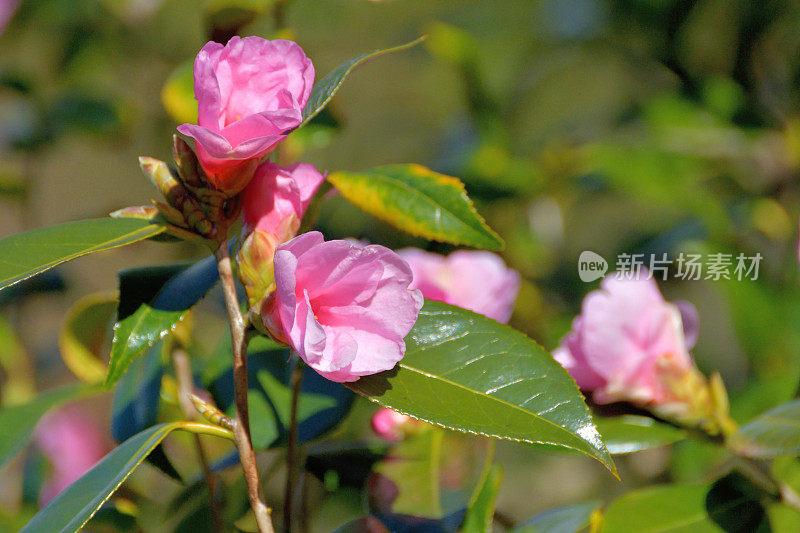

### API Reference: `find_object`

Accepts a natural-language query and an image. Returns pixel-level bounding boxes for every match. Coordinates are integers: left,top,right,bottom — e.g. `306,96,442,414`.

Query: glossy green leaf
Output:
730,399,800,458
0,384,97,471
161,59,197,125
596,415,686,455
21,421,233,533
514,501,601,533
328,165,504,250
349,301,614,473
104,257,218,389
299,37,425,127
0,218,165,292
599,485,723,533
373,429,444,518
459,464,503,533
59,292,118,384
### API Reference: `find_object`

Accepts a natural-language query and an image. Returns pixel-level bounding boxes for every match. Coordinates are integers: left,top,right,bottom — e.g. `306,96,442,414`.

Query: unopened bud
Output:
236,228,285,307
110,205,159,221
172,135,206,190
189,393,234,431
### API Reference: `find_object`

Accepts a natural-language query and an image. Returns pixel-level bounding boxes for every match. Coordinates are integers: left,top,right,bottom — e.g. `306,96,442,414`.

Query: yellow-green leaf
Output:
328,165,504,250
59,292,118,384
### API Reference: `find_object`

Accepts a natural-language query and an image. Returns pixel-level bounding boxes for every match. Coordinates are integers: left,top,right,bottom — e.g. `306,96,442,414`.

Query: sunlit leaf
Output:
730,399,800,458
328,165,504,250
595,415,686,455
20,421,233,533
299,37,425,127
59,292,118,384
349,301,615,473
0,218,165,292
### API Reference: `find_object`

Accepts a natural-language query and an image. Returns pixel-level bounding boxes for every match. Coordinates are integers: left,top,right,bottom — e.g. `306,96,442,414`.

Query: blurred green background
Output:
2,0,800,530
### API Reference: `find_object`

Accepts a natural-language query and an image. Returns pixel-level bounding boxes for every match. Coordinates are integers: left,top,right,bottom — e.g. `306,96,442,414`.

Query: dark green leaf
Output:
20,421,233,533
349,301,615,473
596,415,686,455
300,37,425,127
459,464,503,533
0,218,165,292
0,384,97,471
730,399,800,458
599,484,723,533
104,257,218,389
328,165,504,250
514,501,601,533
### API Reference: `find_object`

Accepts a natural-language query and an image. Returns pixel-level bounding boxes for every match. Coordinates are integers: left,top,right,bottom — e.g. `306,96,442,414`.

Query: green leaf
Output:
328,165,504,250
729,399,800,458
0,218,165,292
373,429,444,518
21,422,233,533
349,300,615,473
59,292,118,384
459,464,503,533
595,415,686,455
599,485,724,533
300,37,425,127
514,501,601,533
0,384,97,471
104,257,218,389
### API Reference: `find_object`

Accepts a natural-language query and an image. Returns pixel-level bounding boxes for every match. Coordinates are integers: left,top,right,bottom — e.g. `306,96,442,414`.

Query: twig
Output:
172,349,223,533
284,359,304,532
215,241,275,533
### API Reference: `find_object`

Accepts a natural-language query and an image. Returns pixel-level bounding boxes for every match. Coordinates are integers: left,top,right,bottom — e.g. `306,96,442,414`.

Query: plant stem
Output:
284,359,304,532
172,349,223,533
215,241,275,533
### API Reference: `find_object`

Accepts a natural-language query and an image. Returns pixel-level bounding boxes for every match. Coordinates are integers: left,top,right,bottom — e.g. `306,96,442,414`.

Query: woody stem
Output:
215,241,275,533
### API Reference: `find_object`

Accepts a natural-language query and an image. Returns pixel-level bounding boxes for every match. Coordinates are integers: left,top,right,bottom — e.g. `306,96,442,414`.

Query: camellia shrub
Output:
3,4,800,533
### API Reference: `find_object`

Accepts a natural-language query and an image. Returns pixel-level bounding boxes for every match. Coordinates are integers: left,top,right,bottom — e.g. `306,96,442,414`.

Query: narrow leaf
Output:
328,165,504,250
0,384,97,470
20,421,233,533
730,399,800,458
300,37,425,127
104,257,218,389
459,464,503,533
0,218,165,292
596,415,686,455
349,301,615,473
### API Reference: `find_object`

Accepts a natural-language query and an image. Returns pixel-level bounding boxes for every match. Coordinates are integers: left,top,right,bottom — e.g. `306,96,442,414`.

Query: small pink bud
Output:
34,405,109,505
260,232,424,382
397,248,520,323
237,161,325,305
177,37,314,194
371,408,415,441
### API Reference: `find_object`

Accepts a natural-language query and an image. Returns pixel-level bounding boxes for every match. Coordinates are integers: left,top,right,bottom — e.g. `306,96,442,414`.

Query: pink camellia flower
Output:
396,248,520,323
237,161,325,304
261,231,424,382
371,407,415,441
0,1,19,35
553,273,697,406
34,405,108,505
177,36,314,195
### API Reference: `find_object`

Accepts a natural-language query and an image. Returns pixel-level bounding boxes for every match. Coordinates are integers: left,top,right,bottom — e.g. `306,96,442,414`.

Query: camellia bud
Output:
236,161,325,308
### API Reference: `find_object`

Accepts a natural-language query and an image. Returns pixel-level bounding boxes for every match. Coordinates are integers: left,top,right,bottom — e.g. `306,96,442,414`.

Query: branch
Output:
215,241,275,533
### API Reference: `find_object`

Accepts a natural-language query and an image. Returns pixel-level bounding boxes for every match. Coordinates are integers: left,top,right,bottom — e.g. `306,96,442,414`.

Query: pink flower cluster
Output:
553,273,699,406
177,36,427,382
